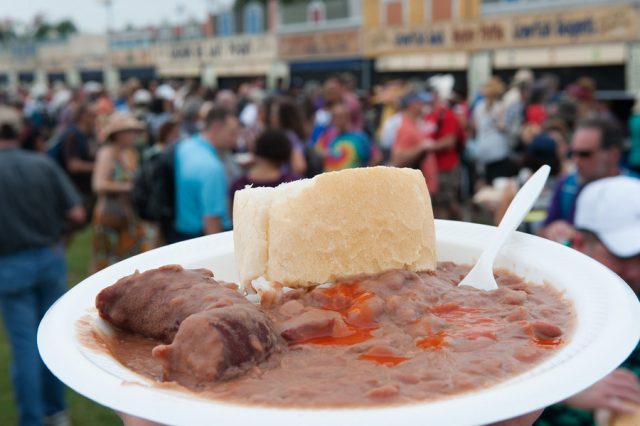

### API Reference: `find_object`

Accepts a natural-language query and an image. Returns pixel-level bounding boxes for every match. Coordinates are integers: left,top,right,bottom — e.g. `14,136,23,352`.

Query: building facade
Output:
277,0,369,86
362,0,640,97
0,0,639,97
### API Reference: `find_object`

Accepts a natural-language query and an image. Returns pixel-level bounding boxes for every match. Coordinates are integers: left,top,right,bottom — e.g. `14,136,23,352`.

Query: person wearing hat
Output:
503,69,534,113
149,84,177,143
0,105,84,426
472,76,513,185
536,176,640,426
540,118,637,244
391,90,439,194
91,112,153,272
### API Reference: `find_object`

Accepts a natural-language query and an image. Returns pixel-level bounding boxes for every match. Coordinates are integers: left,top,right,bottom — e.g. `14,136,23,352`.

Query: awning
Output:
157,63,201,78
18,72,34,83
493,43,627,69
80,70,104,83
47,72,66,84
214,62,272,77
119,66,156,80
289,58,367,73
375,52,468,72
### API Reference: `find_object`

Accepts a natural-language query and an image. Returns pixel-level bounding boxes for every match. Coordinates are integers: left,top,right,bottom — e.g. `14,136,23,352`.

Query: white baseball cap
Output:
156,84,176,101
575,176,640,258
133,89,152,105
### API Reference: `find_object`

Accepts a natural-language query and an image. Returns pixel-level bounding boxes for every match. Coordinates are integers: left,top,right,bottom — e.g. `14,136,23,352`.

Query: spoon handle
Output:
480,165,551,262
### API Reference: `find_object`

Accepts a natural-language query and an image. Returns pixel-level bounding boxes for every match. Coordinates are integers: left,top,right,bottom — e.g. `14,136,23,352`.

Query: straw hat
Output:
512,68,534,86
100,113,145,142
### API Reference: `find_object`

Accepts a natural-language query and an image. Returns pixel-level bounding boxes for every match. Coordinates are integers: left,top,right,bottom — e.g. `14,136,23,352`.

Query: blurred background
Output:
1,0,639,425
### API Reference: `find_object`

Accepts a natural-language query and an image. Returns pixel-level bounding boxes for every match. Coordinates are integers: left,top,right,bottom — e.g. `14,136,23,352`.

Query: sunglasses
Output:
569,149,597,159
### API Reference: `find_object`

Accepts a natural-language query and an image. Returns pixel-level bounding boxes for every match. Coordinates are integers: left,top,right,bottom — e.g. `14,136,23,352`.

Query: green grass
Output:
0,228,120,426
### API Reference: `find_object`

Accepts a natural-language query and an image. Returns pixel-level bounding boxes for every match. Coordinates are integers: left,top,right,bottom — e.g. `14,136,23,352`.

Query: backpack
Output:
303,144,324,178
132,144,176,224
46,127,76,168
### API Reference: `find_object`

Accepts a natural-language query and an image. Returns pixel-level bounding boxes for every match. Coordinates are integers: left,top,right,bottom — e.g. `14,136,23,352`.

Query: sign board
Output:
494,43,627,69
154,35,277,76
110,49,155,67
375,52,468,71
510,5,637,47
278,29,361,60
364,5,639,56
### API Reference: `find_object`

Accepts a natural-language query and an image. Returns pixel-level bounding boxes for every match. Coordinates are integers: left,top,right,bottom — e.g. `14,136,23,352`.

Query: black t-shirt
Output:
0,148,81,255
61,125,95,195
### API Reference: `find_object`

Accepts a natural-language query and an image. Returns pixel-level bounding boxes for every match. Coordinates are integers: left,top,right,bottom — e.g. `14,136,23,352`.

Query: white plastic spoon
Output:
458,165,551,291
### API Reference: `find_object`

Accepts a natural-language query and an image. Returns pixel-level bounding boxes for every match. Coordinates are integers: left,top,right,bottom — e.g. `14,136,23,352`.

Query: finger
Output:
598,387,640,406
611,368,640,384
609,381,640,398
611,389,640,406
598,386,640,404
601,375,639,392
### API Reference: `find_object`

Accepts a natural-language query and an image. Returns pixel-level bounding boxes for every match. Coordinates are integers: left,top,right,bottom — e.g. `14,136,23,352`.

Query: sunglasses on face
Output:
569,149,597,159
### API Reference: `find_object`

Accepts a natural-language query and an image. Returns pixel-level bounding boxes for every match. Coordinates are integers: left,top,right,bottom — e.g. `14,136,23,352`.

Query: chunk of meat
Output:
513,344,544,363
495,288,528,305
530,320,563,339
152,305,279,386
96,265,282,386
366,384,400,398
506,306,530,322
278,300,305,318
96,265,248,342
278,308,351,343
345,295,385,327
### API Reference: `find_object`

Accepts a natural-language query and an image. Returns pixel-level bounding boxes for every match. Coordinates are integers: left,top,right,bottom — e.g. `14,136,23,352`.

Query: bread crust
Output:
233,167,436,288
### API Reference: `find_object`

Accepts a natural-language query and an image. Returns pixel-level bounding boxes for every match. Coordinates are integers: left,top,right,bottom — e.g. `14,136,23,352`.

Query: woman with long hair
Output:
270,98,308,176
91,113,154,271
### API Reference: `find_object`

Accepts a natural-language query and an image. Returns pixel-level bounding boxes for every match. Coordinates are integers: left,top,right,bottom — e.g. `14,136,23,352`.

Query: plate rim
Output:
37,220,640,426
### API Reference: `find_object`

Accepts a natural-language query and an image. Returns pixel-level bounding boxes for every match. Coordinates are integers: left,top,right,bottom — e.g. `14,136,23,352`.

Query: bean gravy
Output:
78,262,574,407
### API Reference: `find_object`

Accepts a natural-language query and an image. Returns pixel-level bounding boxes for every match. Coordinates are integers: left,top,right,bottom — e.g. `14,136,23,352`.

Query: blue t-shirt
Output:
544,169,640,227
175,135,231,235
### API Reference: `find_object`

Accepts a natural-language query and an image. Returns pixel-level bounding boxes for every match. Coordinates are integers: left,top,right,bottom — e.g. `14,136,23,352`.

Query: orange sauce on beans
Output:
292,283,562,364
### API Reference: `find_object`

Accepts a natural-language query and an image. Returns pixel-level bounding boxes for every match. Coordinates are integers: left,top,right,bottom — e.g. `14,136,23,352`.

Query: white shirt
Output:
473,99,510,165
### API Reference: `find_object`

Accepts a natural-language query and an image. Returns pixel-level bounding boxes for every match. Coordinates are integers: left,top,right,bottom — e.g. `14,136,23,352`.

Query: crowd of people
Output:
1,68,639,426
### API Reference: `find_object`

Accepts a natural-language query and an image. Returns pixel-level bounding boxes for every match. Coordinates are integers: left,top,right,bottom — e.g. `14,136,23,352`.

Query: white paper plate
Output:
38,220,640,426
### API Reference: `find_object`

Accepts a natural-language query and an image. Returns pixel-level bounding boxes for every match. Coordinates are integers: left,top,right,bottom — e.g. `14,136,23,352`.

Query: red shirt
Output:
394,115,439,194
423,106,460,172
526,104,547,126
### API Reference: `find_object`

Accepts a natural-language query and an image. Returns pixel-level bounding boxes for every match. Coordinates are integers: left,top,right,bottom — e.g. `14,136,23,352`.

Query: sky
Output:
3,0,236,33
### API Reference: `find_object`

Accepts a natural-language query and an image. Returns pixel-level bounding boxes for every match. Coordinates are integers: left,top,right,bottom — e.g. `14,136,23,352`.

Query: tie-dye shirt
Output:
314,126,374,172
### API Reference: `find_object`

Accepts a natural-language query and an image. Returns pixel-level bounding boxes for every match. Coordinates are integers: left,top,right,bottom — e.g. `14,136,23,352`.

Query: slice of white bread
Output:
233,166,436,288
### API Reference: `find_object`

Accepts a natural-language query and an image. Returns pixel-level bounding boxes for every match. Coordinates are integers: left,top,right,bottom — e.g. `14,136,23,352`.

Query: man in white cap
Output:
540,117,637,244
573,176,640,291
536,175,640,425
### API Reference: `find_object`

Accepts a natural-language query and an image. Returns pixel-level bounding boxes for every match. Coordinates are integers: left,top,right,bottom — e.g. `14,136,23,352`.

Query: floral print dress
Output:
92,149,155,271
